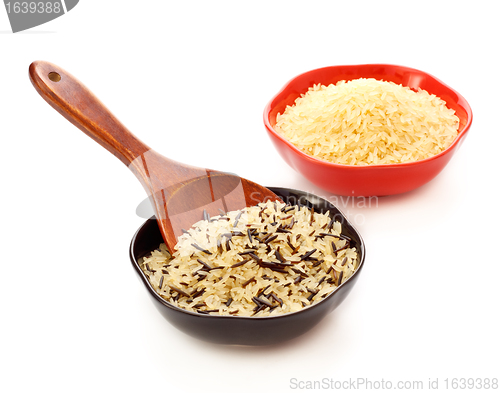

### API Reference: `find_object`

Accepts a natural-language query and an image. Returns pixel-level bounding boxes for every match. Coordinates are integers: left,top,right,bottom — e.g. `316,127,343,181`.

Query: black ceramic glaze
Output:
129,187,366,345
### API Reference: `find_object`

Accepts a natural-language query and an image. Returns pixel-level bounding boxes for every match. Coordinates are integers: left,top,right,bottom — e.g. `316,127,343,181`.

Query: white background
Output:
1,1,499,392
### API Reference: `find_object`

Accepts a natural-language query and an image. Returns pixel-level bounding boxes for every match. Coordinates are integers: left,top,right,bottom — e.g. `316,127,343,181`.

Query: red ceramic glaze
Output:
263,64,473,196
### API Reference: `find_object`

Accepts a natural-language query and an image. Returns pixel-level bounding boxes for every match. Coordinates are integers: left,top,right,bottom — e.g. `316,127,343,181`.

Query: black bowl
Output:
129,187,366,345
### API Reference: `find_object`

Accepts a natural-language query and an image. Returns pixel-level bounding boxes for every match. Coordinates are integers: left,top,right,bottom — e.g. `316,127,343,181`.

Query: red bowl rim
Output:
263,64,473,170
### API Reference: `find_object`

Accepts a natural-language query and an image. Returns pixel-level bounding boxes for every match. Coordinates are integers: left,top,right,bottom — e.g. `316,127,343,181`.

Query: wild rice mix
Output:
140,201,359,317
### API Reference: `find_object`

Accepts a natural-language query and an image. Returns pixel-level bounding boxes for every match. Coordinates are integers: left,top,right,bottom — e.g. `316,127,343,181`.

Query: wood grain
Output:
29,61,280,251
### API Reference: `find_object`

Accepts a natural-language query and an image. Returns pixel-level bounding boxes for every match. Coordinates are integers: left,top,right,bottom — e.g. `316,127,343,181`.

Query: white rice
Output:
274,78,460,165
140,201,359,317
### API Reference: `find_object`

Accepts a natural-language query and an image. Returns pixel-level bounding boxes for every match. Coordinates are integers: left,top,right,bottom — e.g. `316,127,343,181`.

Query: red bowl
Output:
263,64,473,196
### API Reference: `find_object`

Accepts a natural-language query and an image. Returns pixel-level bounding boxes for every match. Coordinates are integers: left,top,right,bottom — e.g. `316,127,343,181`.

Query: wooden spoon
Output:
29,60,280,251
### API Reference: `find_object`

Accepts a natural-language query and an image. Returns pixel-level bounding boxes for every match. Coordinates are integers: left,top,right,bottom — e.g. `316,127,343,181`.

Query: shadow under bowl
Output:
129,187,365,346
264,64,473,196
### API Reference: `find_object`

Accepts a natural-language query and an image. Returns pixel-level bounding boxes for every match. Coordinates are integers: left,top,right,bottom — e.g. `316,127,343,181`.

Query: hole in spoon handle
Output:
48,72,61,82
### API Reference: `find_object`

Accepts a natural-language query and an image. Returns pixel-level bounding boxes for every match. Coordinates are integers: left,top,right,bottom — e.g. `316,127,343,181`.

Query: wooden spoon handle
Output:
29,60,150,166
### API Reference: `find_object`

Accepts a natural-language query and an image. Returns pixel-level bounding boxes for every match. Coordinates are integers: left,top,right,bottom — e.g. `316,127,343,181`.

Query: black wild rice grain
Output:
252,304,266,316
230,259,252,268
242,276,256,287
255,296,273,307
327,217,335,230
270,293,283,306
191,288,206,299
248,252,261,262
191,243,213,255
196,259,212,270
256,285,271,297
264,234,278,244
169,285,190,298
340,234,352,241
238,249,257,256
233,210,243,227
300,249,317,260
337,271,344,285
268,267,288,274
333,243,350,254
274,247,285,263
259,233,273,243
319,233,351,242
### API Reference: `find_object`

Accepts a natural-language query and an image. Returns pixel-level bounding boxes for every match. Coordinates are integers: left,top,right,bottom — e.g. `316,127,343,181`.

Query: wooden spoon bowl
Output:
29,61,280,251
